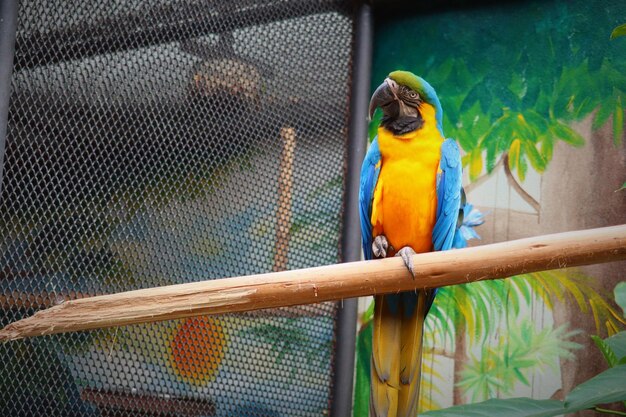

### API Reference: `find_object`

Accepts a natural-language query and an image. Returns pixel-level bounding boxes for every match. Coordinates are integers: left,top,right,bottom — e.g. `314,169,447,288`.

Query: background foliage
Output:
371,0,626,181
419,284,626,416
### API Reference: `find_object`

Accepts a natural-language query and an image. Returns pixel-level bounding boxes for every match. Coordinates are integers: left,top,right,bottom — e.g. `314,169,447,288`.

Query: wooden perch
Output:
1,225,625,342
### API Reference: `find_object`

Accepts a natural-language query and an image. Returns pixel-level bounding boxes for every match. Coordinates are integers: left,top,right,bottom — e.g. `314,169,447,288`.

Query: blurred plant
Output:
457,320,581,402
241,317,334,380
422,283,626,417
523,270,626,335
592,282,626,371
616,282,626,315
0,338,93,416
421,364,626,417
432,269,624,405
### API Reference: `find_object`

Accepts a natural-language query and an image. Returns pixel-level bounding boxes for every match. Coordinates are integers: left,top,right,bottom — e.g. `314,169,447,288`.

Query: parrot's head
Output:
369,70,443,135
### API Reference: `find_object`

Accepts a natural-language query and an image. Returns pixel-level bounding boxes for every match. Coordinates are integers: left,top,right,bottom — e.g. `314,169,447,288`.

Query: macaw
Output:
360,71,470,417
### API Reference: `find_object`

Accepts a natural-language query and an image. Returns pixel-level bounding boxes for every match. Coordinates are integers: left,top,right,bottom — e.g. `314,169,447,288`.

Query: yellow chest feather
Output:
371,107,444,254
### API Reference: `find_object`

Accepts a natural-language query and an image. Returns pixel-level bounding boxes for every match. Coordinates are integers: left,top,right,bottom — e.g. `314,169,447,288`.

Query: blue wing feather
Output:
359,137,381,261
426,139,463,312
433,139,463,252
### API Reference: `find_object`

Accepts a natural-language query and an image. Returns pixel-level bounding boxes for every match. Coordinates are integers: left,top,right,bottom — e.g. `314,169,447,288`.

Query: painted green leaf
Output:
472,113,491,139
552,92,572,121
513,367,531,386
550,122,585,147
499,116,517,152
509,72,527,100
523,110,549,135
522,79,540,109
448,60,474,96
534,90,551,116
573,96,596,120
460,85,482,113
516,114,537,141
485,141,497,173
436,58,454,81
457,132,474,154
564,364,626,412
616,282,626,316
592,100,614,131
518,155,528,182
611,23,626,40
605,332,626,362
539,134,554,163
591,335,618,367
458,101,488,143
508,139,521,171
420,398,565,417
523,141,547,172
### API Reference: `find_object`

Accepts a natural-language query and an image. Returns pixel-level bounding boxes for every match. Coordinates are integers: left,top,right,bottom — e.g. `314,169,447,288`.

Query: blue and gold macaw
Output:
360,71,469,417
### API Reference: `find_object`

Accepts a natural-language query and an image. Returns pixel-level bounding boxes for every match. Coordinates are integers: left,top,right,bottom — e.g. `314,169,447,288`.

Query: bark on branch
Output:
1,225,625,342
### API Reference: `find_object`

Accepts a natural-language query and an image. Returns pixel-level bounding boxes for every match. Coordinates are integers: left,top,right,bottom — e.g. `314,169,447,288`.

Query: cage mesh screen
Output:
0,1,353,416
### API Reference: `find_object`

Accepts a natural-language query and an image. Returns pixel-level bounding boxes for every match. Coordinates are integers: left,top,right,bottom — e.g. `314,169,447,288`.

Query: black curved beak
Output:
369,78,398,120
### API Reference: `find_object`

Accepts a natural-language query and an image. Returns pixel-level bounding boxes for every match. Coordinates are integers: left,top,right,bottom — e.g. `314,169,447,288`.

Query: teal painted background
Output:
370,0,625,181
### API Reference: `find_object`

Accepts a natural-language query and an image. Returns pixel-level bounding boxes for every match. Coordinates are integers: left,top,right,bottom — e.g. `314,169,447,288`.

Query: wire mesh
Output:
0,1,354,416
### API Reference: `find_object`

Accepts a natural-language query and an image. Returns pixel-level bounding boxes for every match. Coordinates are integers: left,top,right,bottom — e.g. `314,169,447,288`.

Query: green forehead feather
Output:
388,70,439,107
389,70,423,92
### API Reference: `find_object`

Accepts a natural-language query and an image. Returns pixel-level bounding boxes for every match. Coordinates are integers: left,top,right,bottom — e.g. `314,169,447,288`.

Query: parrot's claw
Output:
395,246,416,278
372,235,389,259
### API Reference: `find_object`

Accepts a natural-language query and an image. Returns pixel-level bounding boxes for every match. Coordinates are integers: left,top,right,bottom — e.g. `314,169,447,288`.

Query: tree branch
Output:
1,225,625,341
502,153,541,213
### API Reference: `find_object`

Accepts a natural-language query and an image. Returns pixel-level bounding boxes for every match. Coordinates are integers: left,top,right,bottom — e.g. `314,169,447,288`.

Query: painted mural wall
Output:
355,0,626,415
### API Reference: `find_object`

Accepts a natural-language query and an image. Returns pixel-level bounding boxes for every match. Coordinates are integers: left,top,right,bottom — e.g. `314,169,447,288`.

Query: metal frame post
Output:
0,0,17,198
331,1,373,416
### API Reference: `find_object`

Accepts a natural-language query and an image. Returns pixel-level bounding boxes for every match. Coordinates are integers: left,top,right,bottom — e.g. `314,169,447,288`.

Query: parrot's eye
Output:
408,91,418,99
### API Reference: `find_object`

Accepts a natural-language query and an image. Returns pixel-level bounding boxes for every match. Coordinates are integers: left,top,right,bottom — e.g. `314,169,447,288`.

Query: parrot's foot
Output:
395,246,416,278
372,235,390,259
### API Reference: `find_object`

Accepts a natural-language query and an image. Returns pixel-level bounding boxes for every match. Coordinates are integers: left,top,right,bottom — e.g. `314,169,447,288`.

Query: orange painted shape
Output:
371,103,444,254
170,316,227,384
